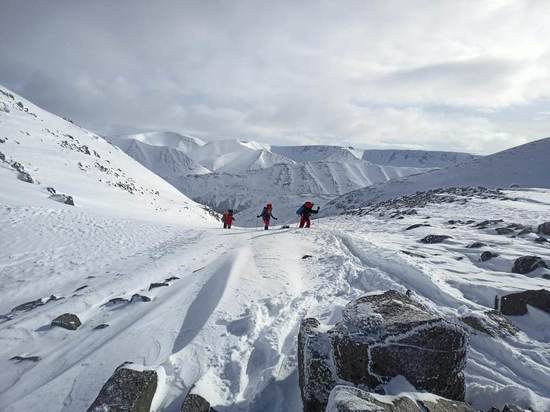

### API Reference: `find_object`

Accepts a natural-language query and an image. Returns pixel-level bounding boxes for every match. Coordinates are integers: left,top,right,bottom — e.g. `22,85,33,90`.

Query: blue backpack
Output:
296,205,305,215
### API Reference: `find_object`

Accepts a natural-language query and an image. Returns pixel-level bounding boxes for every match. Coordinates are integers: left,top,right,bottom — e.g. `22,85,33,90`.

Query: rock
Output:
281,225,291,229
538,222,550,235
534,237,549,244
87,364,157,412
475,219,503,228
12,295,61,313
495,228,514,235
466,242,486,249
329,291,468,401
180,393,217,411
149,282,169,291
165,276,180,282
74,285,88,292
10,355,41,363
460,310,518,337
298,318,337,412
51,313,81,330
131,294,151,302
105,297,129,306
517,228,532,236
326,385,474,412
511,256,548,274
94,324,109,330
302,255,314,259
500,289,550,316
49,193,75,206
401,250,427,259
0,151,5,161
46,186,56,194
420,235,452,244
480,251,499,262
406,223,430,231
17,171,34,183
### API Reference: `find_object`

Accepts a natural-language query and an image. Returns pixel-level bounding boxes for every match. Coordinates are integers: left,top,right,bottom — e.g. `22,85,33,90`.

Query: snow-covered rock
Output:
326,385,474,412
180,393,217,411
499,289,550,316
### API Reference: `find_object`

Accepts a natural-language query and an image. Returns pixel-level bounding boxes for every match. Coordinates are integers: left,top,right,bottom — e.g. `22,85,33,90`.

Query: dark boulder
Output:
538,222,550,235
298,318,337,412
326,385,474,412
495,228,514,235
511,256,548,274
330,291,468,401
181,393,217,411
406,223,430,231
131,294,151,303
466,242,486,249
94,324,109,330
51,313,81,330
500,289,550,316
10,355,41,363
420,235,452,244
480,251,499,262
149,282,169,291
88,365,157,412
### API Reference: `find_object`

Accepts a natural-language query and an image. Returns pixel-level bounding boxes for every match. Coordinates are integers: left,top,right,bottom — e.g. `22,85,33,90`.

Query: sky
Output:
1,0,550,154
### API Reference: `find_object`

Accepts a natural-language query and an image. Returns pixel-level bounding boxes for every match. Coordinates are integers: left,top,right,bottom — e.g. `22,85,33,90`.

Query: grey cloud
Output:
0,0,549,153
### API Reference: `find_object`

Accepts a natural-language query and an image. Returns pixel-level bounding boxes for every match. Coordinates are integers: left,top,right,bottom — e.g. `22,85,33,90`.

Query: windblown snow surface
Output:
2,86,550,411
362,149,479,168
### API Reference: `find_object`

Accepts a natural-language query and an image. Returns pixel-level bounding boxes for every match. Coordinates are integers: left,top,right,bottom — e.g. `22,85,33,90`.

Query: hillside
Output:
0,85,215,224
362,149,479,168
325,137,550,215
117,131,205,154
270,145,363,162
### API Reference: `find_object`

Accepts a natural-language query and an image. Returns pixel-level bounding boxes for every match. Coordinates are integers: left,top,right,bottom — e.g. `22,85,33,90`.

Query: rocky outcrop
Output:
51,313,81,330
466,242,486,249
500,289,550,316
495,228,514,235
180,393,217,411
49,193,75,206
460,310,518,337
480,251,499,262
298,318,337,412
298,291,469,411
511,256,548,274
420,235,452,244
88,364,157,412
325,385,474,412
538,222,550,235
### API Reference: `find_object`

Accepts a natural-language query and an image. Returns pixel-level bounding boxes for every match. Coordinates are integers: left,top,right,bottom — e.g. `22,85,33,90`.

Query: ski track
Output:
2,192,550,411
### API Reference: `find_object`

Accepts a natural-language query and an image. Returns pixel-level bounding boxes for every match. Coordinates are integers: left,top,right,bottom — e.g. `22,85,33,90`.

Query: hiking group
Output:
221,201,320,229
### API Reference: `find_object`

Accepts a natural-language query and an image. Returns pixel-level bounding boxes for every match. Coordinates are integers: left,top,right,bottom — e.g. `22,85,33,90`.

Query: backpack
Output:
296,205,305,215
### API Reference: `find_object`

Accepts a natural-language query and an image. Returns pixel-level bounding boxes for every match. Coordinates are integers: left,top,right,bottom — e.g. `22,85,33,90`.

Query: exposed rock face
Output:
538,222,550,235
495,228,514,235
480,251,499,262
298,318,337,412
326,385,474,412
511,256,548,274
181,393,217,411
420,235,452,244
49,193,75,206
88,365,158,412
500,289,550,316
298,291,468,411
51,313,81,330
149,282,169,290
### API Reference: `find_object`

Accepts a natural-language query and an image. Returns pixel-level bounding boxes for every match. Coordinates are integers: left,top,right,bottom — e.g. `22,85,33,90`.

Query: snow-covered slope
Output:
271,145,363,162
179,160,428,226
0,86,215,224
117,131,205,154
189,139,294,173
111,138,211,178
325,137,550,215
362,149,480,168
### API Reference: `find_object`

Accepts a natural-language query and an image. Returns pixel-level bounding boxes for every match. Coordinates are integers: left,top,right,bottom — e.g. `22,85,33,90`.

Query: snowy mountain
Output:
325,137,550,215
362,149,479,168
179,160,428,226
188,139,295,173
0,85,215,224
117,131,205,154
110,138,211,179
270,144,363,162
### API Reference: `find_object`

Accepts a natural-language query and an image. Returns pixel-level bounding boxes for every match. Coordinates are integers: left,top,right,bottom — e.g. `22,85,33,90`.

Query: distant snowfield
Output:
2,85,550,411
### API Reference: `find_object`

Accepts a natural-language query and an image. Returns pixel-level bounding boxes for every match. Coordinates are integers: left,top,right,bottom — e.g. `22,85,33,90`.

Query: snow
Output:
2,84,550,411
116,131,205,154
362,149,479,168
325,137,550,215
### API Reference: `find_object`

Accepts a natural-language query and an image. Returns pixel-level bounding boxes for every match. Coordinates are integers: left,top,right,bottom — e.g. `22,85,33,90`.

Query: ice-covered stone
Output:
537,222,550,235
511,256,548,274
500,289,550,316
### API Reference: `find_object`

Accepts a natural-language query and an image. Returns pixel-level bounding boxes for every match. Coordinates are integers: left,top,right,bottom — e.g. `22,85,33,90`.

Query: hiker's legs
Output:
263,217,270,230
223,222,228,229
299,216,306,228
305,217,311,228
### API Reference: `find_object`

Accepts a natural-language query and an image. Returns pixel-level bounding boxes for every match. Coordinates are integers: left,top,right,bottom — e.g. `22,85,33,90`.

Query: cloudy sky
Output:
1,0,549,154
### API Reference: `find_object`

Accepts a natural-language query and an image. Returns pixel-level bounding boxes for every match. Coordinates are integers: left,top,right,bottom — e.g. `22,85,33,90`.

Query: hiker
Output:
296,201,320,228
257,203,277,230
222,209,235,229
